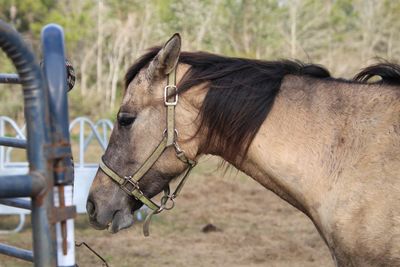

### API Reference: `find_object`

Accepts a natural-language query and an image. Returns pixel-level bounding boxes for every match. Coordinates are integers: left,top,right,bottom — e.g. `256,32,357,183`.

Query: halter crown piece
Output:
99,64,196,236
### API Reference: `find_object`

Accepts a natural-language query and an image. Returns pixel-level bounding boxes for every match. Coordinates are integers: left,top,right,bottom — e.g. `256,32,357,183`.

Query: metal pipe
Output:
0,116,27,166
0,174,44,198
79,119,84,167
0,19,49,183
0,198,31,209
42,24,76,266
0,137,27,148
0,20,56,267
0,243,33,262
42,24,73,186
0,118,4,170
0,73,21,84
0,65,75,90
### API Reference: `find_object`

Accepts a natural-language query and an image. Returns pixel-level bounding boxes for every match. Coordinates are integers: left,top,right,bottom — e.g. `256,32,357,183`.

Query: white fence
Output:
0,116,113,232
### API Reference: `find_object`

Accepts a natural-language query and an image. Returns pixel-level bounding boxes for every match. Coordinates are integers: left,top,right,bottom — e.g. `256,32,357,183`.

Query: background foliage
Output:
0,0,399,120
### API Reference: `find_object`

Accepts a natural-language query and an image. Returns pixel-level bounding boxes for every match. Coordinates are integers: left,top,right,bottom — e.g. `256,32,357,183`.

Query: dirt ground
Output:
0,158,334,267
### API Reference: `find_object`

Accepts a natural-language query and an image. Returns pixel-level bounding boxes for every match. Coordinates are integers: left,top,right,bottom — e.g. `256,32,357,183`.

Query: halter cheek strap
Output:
99,65,197,236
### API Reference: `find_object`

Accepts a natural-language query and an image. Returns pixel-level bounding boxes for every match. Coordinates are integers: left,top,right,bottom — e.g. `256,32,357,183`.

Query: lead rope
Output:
142,186,170,236
75,241,110,267
142,158,196,236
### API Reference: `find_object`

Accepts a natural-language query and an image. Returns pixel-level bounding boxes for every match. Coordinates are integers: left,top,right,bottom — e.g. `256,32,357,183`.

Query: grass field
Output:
0,157,333,267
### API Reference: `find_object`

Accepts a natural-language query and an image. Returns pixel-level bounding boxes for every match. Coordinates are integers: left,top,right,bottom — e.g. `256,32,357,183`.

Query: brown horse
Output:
87,34,400,266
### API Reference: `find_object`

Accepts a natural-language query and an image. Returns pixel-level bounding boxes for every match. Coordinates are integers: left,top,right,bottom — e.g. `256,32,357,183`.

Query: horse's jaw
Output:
107,209,135,234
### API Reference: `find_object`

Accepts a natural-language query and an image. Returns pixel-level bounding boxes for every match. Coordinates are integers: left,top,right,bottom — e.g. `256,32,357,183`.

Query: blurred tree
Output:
0,0,400,119
0,0,55,33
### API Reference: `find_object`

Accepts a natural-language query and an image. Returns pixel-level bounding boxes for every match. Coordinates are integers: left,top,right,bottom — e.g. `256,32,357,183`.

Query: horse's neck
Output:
231,74,400,239
231,75,348,224
216,74,400,265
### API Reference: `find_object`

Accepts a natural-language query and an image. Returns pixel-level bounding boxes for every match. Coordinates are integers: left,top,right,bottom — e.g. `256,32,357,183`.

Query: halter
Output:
99,65,196,236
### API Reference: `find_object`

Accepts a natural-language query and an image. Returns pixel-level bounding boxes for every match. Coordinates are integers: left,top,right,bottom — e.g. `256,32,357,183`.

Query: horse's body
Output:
245,75,400,266
87,34,400,266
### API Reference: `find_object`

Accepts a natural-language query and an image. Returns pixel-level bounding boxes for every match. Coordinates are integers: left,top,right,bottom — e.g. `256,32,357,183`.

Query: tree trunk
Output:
290,1,298,58
96,0,104,93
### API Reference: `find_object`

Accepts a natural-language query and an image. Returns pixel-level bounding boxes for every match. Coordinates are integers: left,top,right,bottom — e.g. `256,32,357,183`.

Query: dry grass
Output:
0,158,333,267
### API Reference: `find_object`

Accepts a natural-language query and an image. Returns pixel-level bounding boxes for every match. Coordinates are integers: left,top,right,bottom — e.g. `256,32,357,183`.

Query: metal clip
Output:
160,195,175,211
173,141,184,154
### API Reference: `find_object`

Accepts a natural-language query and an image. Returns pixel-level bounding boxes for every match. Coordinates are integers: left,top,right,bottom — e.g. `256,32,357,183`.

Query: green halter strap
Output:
99,65,196,236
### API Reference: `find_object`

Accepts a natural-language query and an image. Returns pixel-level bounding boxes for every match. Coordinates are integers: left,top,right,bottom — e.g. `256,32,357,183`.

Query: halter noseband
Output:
99,65,196,236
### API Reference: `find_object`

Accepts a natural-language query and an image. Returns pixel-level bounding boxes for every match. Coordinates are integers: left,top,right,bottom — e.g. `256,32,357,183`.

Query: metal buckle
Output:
120,176,142,196
164,85,178,106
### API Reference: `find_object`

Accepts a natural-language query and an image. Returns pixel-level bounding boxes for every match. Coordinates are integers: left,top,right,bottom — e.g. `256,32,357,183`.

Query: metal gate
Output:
0,116,113,233
0,21,76,266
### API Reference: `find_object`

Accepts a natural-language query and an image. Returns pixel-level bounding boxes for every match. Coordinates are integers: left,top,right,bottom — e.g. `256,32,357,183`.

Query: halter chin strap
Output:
99,65,197,236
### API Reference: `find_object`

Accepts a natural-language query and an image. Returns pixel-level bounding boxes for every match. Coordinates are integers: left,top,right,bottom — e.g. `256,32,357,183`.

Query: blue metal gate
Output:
0,21,76,266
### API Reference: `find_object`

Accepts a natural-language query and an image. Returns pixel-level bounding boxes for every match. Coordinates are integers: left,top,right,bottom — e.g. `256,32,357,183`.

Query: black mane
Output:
125,47,399,163
125,46,330,89
354,62,400,85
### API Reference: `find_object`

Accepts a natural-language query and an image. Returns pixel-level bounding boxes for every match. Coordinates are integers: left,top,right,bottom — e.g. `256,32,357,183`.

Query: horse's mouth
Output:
88,217,108,230
107,210,135,234
88,209,135,233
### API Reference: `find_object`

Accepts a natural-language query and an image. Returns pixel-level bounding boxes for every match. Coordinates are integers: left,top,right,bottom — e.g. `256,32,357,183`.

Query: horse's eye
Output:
117,112,136,127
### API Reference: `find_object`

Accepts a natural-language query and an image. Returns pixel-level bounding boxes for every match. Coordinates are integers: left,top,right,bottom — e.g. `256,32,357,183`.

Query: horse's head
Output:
86,34,202,233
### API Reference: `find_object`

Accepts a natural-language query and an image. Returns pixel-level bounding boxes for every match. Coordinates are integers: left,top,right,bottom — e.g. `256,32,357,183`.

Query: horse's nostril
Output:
86,199,96,217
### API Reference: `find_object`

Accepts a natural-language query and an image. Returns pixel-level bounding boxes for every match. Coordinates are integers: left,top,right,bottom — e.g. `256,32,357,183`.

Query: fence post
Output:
42,24,76,267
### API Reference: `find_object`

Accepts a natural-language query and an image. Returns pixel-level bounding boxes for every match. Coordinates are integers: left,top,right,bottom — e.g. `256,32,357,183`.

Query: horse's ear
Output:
148,33,181,79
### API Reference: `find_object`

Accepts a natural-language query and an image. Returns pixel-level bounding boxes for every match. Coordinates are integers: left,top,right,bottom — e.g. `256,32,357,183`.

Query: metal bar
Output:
42,24,73,186
0,174,43,198
0,20,56,267
0,73,21,84
0,198,31,209
79,119,84,167
31,201,56,267
0,137,27,148
0,243,33,262
0,116,27,166
42,24,76,266
0,117,5,170
0,69,74,88
43,25,70,142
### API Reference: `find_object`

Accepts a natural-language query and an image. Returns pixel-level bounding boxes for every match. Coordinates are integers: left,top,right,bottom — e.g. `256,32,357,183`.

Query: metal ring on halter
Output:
160,195,175,210
163,128,178,138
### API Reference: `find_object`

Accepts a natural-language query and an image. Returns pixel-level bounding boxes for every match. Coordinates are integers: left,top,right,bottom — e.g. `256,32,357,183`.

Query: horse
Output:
86,34,400,266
